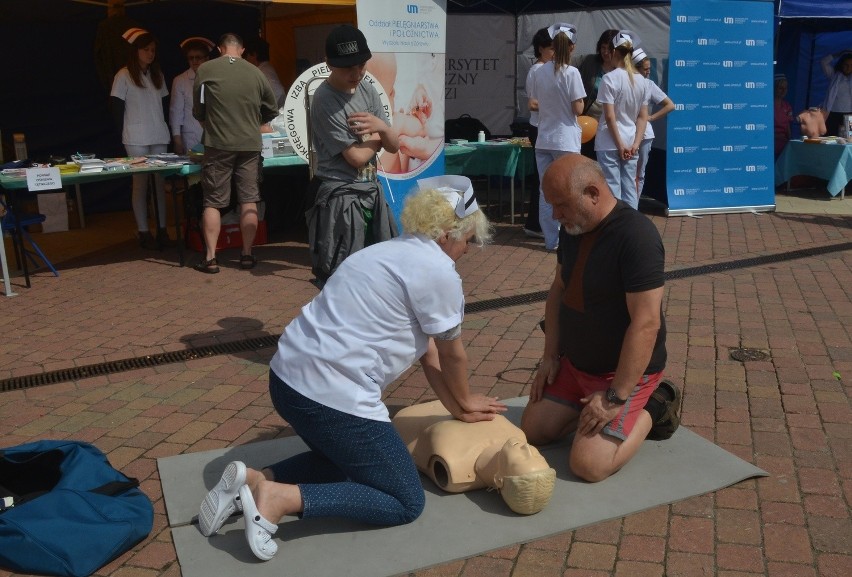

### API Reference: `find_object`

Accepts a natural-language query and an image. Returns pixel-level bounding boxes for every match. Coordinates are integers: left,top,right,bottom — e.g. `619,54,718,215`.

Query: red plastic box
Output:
186,220,267,252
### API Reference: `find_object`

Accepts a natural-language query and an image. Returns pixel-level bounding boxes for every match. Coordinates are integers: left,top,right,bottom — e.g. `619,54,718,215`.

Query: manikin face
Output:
494,438,548,484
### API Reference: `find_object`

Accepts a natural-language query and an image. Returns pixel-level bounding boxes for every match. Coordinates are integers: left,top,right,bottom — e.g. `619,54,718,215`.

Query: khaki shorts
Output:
201,147,262,208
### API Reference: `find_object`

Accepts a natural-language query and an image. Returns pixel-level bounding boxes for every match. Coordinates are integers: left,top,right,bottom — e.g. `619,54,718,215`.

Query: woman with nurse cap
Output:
196,175,506,561
169,36,215,154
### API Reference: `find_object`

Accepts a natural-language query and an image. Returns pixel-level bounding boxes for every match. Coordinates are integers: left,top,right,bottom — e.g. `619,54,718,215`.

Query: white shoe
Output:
240,484,278,561
198,461,246,536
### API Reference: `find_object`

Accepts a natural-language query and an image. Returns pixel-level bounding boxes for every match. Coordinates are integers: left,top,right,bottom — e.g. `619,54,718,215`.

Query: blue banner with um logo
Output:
666,0,775,215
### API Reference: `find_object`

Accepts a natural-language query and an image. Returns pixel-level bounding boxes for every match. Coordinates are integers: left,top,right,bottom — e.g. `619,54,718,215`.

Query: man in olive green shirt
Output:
192,32,278,273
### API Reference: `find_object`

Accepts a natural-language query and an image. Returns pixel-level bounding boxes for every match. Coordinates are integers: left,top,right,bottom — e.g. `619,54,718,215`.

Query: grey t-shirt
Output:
311,79,388,182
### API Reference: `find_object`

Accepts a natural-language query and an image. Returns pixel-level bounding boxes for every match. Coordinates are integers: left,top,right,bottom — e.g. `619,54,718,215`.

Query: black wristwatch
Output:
605,387,627,405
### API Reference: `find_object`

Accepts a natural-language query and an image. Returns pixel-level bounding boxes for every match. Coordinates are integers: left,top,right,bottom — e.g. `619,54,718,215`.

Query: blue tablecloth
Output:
775,140,852,197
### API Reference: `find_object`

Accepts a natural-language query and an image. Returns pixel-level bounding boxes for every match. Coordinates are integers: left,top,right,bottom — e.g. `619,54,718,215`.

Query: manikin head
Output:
492,438,556,515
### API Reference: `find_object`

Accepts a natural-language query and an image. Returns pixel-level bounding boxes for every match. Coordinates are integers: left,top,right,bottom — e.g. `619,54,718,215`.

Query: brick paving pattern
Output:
0,207,850,577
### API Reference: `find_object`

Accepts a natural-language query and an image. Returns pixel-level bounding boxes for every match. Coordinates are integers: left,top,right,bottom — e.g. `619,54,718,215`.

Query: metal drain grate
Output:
730,347,771,362
2,240,849,392
0,336,279,393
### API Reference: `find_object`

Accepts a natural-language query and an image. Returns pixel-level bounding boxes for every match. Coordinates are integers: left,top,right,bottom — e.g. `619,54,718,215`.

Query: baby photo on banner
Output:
359,0,448,223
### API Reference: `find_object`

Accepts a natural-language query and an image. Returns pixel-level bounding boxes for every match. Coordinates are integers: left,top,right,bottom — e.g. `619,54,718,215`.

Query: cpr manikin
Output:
393,400,556,514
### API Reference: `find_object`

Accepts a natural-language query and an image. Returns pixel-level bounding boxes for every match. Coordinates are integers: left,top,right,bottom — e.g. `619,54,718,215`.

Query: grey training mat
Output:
158,397,767,577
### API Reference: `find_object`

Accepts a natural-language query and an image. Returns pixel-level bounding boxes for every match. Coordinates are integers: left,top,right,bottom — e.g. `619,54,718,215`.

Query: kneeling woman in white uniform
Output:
197,176,506,561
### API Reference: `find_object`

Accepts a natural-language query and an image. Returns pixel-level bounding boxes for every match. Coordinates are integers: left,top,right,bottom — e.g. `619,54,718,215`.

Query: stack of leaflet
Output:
74,158,106,173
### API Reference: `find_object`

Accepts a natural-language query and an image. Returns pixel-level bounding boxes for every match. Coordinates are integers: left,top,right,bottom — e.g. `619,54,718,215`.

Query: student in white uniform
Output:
522,27,553,239
169,37,214,154
594,30,649,209
530,22,586,251
110,28,172,250
631,48,675,198
197,177,507,562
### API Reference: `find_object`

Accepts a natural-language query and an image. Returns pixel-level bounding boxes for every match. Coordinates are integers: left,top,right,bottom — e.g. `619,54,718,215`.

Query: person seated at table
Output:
774,73,794,157
393,399,556,514
110,27,173,250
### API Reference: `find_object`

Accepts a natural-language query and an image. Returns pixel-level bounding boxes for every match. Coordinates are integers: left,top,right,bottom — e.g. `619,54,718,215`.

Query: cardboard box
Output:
186,219,267,252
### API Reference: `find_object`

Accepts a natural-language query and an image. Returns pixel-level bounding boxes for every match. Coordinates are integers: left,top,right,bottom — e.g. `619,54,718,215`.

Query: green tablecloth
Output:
444,142,534,179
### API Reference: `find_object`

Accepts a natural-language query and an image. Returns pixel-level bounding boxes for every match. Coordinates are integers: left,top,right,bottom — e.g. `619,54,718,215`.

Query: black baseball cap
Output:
325,24,372,68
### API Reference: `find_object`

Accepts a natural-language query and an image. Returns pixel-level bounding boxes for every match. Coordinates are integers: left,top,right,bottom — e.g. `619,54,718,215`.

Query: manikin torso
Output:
393,400,550,493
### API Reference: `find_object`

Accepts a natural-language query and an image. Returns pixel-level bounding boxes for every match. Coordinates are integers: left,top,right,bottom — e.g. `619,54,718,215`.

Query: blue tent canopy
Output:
775,0,852,125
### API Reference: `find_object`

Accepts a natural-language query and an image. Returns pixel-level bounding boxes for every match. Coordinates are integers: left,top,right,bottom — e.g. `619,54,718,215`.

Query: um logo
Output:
724,187,734,193
407,4,418,13
675,59,686,67
698,38,708,45
677,15,687,22
745,82,756,88
723,145,733,152
696,82,707,89
746,165,756,172
723,61,733,67
745,123,756,130
674,188,685,195
723,103,733,110
673,146,684,153
675,104,685,111
724,17,734,24
695,125,706,132
745,39,755,46
695,167,707,174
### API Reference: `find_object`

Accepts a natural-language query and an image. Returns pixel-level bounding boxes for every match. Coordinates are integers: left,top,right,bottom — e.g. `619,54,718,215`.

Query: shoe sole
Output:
198,461,246,536
647,379,682,441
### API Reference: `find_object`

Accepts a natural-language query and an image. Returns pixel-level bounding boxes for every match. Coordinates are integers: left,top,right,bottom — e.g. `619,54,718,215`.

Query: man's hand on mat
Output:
577,392,619,436
456,394,507,422
530,355,560,403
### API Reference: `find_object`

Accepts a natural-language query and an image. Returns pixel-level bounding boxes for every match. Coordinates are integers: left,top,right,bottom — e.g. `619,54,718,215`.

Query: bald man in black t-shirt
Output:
521,154,680,483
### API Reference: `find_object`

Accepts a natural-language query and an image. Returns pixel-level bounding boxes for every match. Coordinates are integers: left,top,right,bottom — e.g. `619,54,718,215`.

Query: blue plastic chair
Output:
0,197,59,277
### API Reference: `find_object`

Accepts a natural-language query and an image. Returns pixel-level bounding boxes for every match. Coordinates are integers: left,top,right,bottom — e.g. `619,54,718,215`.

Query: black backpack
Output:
445,114,491,142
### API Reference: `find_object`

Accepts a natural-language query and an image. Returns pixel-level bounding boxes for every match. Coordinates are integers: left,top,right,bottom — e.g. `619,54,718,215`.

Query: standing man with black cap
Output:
307,24,400,287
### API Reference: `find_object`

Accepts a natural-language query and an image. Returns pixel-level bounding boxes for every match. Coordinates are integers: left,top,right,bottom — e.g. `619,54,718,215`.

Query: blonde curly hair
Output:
400,188,493,246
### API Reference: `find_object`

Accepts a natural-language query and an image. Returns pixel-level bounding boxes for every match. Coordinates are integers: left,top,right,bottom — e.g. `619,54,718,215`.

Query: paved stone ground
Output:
0,203,850,577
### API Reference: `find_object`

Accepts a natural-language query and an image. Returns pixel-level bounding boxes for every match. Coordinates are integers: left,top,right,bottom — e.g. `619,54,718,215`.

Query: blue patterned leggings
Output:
266,370,425,526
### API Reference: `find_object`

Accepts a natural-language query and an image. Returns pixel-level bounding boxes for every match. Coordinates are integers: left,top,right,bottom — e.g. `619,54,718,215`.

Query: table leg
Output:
3,191,30,289
510,178,515,225
75,183,85,228
0,217,19,297
172,177,185,267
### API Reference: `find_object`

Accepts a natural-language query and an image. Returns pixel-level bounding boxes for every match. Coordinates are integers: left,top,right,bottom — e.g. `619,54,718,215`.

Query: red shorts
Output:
542,357,663,441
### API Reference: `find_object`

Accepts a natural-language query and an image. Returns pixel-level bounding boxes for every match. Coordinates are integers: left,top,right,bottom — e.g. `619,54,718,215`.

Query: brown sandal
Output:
195,258,220,274
240,254,257,270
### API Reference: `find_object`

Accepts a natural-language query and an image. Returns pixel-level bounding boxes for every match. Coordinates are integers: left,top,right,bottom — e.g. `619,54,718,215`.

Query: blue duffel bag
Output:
0,440,153,577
